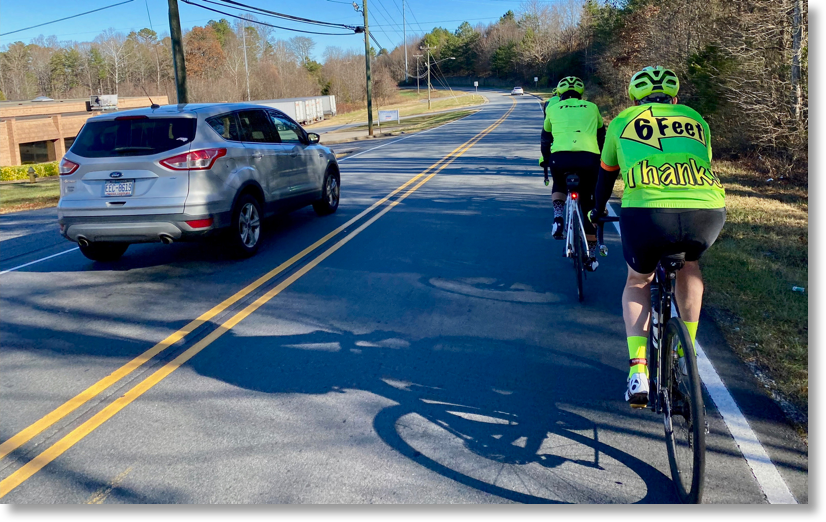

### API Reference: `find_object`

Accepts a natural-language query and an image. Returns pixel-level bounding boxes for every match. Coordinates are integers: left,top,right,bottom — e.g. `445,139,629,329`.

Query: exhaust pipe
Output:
159,234,174,244
77,236,90,247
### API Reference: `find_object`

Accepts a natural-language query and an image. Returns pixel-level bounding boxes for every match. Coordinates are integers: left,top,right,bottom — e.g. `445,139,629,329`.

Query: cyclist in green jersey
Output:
541,76,606,270
590,66,726,406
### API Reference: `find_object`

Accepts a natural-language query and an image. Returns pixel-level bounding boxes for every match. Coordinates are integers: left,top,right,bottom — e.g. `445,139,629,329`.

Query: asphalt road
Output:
0,92,808,504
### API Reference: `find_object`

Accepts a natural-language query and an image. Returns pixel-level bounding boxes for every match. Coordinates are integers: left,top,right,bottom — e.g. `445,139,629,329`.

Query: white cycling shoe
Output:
625,372,650,408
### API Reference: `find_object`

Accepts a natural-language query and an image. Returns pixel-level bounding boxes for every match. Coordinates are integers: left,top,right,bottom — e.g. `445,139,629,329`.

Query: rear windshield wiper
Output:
112,146,155,154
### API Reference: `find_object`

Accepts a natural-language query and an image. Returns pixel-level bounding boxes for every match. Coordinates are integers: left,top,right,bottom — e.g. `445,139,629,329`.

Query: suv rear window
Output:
70,117,197,158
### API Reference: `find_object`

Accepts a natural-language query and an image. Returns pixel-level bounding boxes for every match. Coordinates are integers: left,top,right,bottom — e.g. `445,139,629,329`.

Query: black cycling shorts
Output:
619,207,726,274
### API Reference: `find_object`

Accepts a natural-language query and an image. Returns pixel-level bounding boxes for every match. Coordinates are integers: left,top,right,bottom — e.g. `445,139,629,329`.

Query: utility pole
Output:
242,19,250,102
362,1,374,136
413,54,422,95
403,0,408,82
420,45,435,110
167,0,188,103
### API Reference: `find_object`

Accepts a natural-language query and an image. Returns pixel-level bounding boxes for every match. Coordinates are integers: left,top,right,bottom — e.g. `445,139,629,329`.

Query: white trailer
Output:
321,95,336,117
255,99,308,124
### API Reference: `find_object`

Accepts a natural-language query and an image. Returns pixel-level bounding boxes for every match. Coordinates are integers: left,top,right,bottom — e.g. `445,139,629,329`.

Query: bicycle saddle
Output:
565,173,580,189
660,253,686,271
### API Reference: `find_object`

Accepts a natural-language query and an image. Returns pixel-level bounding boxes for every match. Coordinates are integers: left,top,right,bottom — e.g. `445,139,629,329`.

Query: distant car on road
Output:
511,87,524,95
58,103,341,261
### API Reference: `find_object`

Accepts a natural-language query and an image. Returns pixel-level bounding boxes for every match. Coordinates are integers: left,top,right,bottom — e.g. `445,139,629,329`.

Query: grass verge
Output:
612,160,808,429
334,110,476,136
0,178,61,214
307,90,485,128
701,161,808,423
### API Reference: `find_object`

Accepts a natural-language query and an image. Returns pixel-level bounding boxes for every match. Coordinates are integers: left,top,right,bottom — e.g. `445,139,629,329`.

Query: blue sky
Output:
0,0,547,60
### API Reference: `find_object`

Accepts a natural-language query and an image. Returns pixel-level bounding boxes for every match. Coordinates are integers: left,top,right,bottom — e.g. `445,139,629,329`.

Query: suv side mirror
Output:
307,133,321,144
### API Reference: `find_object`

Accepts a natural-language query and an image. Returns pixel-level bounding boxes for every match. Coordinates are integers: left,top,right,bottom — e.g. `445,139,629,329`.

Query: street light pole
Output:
413,54,422,95
420,45,435,110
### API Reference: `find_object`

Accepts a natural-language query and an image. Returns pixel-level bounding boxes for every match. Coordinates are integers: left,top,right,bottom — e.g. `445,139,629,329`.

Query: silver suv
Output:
58,103,340,261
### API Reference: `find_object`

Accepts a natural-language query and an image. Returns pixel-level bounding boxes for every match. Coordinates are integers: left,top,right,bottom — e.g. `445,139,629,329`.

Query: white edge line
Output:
0,247,80,275
605,203,797,504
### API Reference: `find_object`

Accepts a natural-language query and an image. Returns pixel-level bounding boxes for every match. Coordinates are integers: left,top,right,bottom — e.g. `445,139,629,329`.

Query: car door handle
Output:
251,152,263,159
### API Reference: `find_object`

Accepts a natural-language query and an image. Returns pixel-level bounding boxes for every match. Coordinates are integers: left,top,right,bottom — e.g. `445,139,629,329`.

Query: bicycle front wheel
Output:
662,317,706,503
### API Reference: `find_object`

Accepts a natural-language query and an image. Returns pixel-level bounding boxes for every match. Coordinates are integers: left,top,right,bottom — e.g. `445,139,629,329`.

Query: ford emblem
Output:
110,172,123,178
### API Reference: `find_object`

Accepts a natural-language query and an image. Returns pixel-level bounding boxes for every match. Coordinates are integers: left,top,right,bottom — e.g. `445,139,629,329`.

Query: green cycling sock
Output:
678,321,699,357
627,336,648,377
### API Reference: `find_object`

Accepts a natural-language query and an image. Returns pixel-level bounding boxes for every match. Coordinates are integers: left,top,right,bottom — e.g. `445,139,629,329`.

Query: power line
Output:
0,0,135,37
213,0,358,29
181,1,359,35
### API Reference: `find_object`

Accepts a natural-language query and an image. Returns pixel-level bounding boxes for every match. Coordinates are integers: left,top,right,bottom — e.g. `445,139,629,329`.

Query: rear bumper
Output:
58,211,231,244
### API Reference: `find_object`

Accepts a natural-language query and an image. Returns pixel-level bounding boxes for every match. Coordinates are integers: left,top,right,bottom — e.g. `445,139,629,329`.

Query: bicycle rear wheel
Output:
662,317,706,503
573,224,584,302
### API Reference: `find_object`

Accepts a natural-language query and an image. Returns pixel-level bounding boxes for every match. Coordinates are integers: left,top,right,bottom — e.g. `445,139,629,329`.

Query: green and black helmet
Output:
556,76,585,95
628,66,680,101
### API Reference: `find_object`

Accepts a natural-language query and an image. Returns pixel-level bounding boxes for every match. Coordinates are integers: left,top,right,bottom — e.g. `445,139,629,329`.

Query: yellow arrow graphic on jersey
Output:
620,107,707,151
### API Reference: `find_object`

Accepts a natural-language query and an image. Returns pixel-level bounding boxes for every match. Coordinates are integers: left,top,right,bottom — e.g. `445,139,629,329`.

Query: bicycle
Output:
545,166,591,302
594,214,708,504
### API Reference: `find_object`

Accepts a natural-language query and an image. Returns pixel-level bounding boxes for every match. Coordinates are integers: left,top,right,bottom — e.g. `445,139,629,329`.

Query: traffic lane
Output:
0,207,67,264
0,100,515,470
1,161,657,503
4,111,761,503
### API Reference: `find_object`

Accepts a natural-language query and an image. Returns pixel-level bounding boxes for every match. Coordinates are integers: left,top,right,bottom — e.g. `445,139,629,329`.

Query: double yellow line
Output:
0,99,515,498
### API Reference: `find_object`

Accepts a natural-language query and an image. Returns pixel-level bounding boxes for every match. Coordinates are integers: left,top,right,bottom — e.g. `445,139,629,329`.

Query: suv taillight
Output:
160,148,227,171
59,158,79,175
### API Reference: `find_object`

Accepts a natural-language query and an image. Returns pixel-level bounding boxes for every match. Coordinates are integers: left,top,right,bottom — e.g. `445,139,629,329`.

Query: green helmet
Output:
556,76,584,95
628,66,680,101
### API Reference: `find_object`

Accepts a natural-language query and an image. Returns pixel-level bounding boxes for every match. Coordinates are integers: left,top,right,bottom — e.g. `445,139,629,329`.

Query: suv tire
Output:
313,168,340,216
79,242,129,262
227,193,263,258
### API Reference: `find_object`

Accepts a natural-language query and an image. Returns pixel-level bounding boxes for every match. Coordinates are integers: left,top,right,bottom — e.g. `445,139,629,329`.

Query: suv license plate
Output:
104,180,133,197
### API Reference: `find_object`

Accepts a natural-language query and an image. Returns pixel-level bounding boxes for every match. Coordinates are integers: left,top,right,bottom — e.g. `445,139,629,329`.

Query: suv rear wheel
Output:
313,168,340,216
79,242,129,262
228,193,263,257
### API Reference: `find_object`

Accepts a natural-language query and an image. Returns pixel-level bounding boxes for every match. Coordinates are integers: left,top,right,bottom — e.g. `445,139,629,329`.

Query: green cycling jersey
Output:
600,103,725,209
543,98,603,154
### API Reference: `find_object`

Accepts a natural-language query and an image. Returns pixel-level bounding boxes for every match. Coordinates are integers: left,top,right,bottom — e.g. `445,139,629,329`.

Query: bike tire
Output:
662,317,706,503
573,224,584,302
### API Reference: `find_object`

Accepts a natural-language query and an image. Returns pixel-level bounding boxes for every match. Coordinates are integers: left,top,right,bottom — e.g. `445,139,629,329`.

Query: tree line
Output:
0,1,806,172
379,0,808,174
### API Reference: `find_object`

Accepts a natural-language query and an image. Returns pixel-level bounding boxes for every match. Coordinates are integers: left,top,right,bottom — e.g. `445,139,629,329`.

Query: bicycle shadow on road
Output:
189,328,679,503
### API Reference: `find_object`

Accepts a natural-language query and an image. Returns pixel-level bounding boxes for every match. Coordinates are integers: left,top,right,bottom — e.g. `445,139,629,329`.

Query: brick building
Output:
0,96,169,166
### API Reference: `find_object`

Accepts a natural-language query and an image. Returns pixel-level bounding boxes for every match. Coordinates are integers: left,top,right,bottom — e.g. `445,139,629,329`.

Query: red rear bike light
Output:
160,148,227,171
185,218,214,229
571,192,578,200
59,158,79,175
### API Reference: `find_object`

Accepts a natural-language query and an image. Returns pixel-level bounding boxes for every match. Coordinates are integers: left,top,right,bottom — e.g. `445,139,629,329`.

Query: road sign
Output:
379,110,400,123
534,77,538,82
89,95,118,111
473,81,478,87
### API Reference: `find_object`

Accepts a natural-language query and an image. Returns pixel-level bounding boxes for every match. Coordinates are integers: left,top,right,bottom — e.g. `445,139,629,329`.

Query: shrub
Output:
0,162,59,181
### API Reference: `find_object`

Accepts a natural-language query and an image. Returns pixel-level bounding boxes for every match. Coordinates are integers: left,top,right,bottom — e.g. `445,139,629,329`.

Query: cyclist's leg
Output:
577,152,601,267
619,209,672,403
674,208,726,347
548,151,574,238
